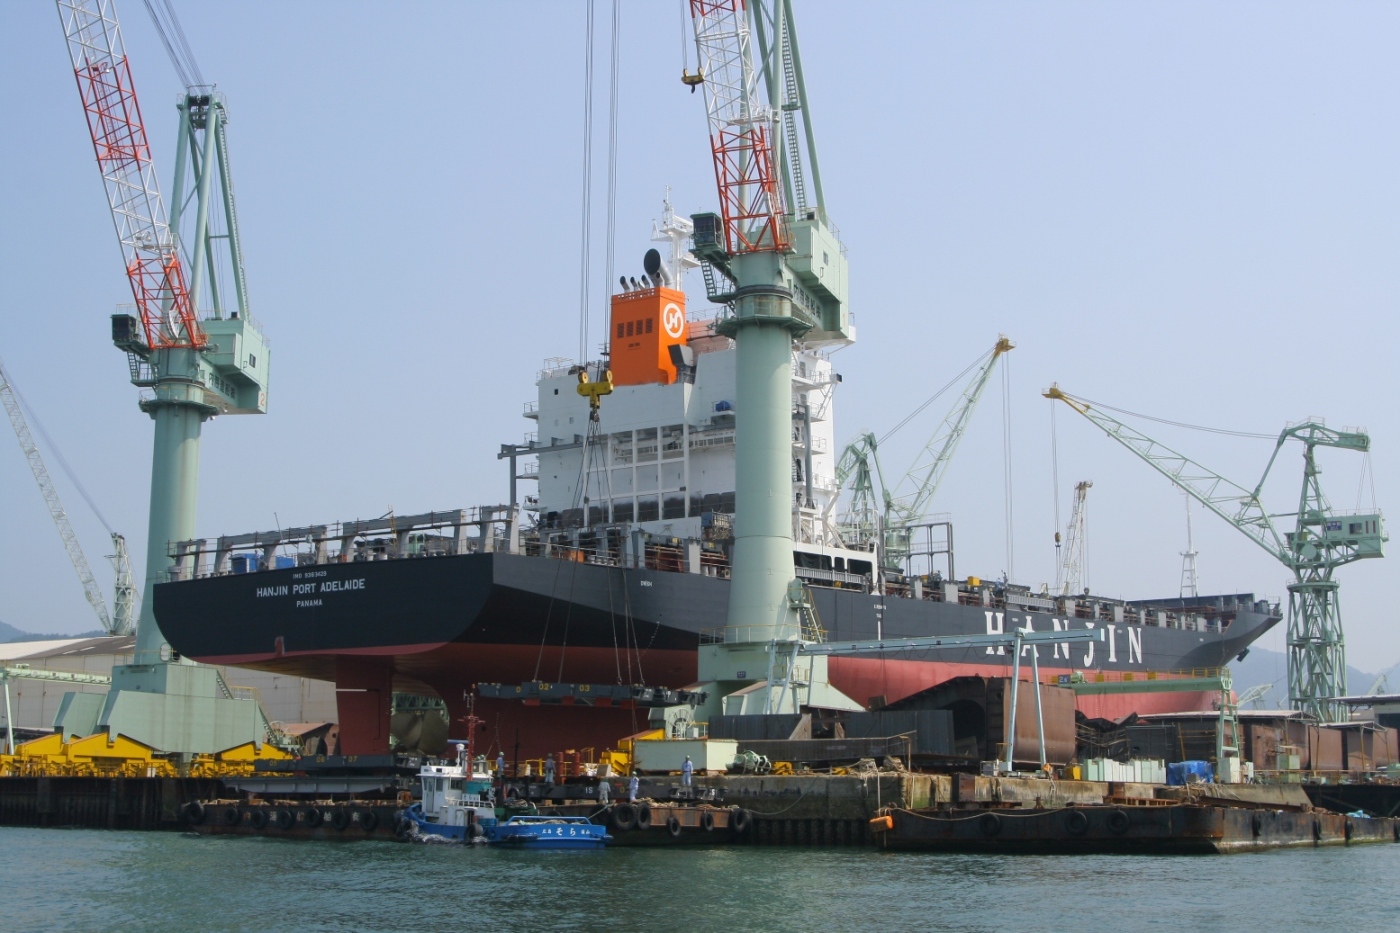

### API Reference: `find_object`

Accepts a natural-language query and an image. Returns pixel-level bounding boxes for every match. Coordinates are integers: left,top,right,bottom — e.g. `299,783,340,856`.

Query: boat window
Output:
450,779,464,791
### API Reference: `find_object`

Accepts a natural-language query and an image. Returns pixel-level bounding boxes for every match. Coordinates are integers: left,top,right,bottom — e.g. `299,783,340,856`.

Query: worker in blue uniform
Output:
544,753,556,784
681,755,694,786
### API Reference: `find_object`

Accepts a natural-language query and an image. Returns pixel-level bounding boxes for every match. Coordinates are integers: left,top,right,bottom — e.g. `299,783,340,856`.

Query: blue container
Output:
274,556,295,570
230,555,255,575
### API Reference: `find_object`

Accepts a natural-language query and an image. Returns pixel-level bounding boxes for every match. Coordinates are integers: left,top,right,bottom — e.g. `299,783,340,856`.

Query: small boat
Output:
398,744,498,843
485,814,611,849
397,744,611,849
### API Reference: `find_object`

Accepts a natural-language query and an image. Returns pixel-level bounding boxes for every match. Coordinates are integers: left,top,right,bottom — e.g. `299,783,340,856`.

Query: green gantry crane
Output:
1045,385,1386,722
833,337,1014,575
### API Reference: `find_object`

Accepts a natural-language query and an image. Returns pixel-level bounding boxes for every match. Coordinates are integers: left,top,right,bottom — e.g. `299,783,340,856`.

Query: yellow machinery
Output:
0,731,292,778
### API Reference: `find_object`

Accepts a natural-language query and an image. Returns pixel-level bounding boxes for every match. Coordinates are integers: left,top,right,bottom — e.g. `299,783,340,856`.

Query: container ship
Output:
154,208,1279,758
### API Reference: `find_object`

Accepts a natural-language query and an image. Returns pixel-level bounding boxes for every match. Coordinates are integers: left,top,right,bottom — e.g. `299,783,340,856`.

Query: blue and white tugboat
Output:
398,743,498,843
398,743,611,849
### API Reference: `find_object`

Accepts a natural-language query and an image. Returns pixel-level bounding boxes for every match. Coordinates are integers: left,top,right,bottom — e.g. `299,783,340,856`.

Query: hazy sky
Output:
1,2,1395,677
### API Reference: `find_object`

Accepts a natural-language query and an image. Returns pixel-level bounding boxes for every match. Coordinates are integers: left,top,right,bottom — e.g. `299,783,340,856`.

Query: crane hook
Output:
681,68,704,93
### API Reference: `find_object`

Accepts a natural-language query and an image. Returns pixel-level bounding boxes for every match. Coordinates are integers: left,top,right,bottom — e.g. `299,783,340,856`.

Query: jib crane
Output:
1045,385,1386,722
54,0,273,755
1056,479,1091,596
1,358,136,636
684,0,858,714
57,0,268,667
831,337,1013,574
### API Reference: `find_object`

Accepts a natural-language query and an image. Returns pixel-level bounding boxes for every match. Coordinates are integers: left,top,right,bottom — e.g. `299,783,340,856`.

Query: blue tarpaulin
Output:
1166,760,1214,785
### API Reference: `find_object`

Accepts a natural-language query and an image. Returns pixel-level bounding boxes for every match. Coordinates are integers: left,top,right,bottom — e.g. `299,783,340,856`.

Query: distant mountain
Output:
0,620,107,643
1231,646,1396,708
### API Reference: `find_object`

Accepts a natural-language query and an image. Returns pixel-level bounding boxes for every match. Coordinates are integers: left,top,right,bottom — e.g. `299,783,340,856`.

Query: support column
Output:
135,360,210,665
334,657,394,755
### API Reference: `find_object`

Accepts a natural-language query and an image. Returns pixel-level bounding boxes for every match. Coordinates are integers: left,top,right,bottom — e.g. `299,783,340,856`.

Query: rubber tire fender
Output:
635,803,653,830
331,808,350,831
1344,820,1354,842
979,812,1002,837
275,809,295,831
303,808,324,829
359,809,379,832
1312,818,1323,842
610,803,637,832
221,807,241,827
185,801,206,825
1063,808,1089,836
701,810,716,832
1250,811,1263,838
1106,809,1130,835
666,815,683,838
731,807,752,835
248,808,269,831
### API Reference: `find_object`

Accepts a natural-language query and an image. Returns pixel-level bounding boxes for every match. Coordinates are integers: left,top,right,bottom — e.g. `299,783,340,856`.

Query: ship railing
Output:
699,625,802,646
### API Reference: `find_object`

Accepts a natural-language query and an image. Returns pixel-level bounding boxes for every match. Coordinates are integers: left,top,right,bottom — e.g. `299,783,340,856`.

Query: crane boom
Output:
1045,384,1386,721
57,0,204,350
689,0,788,255
887,337,1014,530
0,359,116,635
1043,385,1289,563
1057,480,1092,596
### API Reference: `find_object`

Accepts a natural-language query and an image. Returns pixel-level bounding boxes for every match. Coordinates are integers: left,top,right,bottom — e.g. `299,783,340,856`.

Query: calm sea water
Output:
2,827,1396,933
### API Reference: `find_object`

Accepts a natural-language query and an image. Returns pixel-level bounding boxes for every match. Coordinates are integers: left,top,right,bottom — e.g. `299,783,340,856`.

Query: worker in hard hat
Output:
681,755,694,787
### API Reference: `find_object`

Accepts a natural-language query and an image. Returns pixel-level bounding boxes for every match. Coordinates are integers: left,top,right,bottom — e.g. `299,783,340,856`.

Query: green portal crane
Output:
56,0,271,755
1044,385,1386,722
686,0,857,716
832,338,1013,574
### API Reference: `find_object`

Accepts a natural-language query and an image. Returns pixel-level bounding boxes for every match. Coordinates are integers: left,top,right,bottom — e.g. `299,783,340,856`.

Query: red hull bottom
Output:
286,646,1223,760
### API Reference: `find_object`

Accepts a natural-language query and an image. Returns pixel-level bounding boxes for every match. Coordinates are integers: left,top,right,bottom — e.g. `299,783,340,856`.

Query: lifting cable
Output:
1050,399,1062,580
1001,353,1015,582
876,349,989,446
602,0,622,329
142,0,204,89
1073,395,1274,440
577,0,598,365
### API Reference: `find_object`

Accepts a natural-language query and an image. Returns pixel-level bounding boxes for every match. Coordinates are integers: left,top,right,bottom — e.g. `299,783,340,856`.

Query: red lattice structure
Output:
60,0,205,350
690,0,790,255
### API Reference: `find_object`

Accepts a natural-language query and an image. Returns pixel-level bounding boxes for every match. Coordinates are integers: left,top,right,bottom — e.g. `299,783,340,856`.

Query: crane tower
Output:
55,0,271,754
685,0,857,715
1045,386,1385,721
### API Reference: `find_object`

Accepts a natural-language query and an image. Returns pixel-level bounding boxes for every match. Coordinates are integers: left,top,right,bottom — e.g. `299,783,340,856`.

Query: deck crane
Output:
1056,480,1092,596
1044,385,1386,722
55,0,272,754
0,358,136,636
684,0,858,715
830,337,1014,574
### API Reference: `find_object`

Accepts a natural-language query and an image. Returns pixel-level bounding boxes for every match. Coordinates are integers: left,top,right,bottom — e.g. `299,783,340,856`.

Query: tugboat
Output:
398,743,611,849
397,743,497,843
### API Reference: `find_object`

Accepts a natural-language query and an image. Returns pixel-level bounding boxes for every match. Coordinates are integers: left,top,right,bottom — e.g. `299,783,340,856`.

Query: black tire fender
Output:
731,807,752,835
331,809,350,831
185,801,206,825
303,808,324,829
1107,809,1130,835
221,807,241,827
701,810,716,832
635,803,653,830
1064,808,1089,835
275,809,295,831
248,809,269,831
1251,811,1263,838
359,809,379,832
979,812,1002,836
667,815,683,838
610,803,637,832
